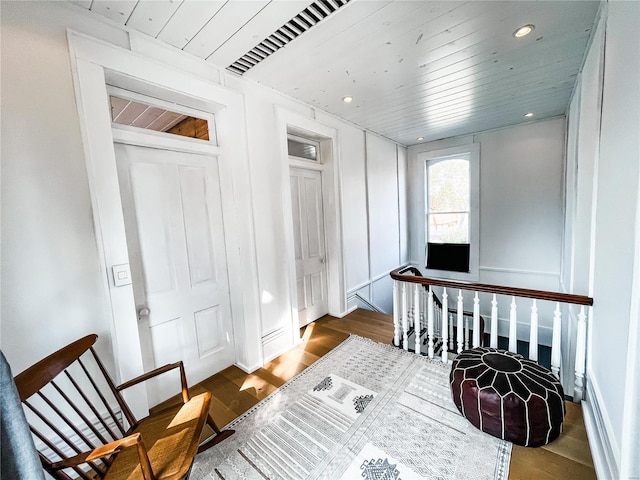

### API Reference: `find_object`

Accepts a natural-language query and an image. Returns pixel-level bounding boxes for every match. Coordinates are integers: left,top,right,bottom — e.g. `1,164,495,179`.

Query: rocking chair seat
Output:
103,393,210,480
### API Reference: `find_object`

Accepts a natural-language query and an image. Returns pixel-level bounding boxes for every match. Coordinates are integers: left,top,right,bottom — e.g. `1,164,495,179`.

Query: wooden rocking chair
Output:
13,334,234,480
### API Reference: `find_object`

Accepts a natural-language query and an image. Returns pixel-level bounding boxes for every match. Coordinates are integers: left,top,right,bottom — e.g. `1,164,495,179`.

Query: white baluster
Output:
427,286,435,359
441,288,449,362
402,282,409,351
457,290,464,353
529,299,539,361
464,316,470,350
509,296,518,353
393,280,400,347
420,284,427,331
490,294,498,348
473,292,481,347
449,312,455,351
551,303,562,379
414,284,421,356
434,295,442,339
574,306,588,401
407,283,414,330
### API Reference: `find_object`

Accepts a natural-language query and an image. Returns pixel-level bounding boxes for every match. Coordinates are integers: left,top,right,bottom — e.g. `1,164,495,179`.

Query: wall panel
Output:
320,117,369,292
366,133,400,279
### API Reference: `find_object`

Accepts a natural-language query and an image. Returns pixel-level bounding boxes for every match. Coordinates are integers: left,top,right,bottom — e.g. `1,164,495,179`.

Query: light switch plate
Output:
112,264,132,287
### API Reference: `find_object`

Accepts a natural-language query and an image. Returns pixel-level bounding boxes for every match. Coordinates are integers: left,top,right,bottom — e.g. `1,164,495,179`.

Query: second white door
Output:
290,167,329,327
115,143,235,405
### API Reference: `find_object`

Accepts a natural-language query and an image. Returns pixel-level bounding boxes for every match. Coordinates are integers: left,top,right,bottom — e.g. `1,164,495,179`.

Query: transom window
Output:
287,134,320,162
107,86,216,144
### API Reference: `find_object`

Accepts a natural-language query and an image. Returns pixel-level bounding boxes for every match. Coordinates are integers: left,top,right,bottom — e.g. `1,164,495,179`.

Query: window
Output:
421,144,479,280
287,134,320,162
107,86,216,143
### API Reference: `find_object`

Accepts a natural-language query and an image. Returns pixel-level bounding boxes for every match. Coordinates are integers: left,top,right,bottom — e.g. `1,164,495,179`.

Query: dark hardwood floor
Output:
158,309,596,479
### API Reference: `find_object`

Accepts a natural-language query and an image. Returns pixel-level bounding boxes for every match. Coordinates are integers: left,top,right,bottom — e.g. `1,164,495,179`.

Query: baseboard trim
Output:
261,326,292,365
328,307,353,318
583,376,619,479
345,304,359,315
235,359,262,374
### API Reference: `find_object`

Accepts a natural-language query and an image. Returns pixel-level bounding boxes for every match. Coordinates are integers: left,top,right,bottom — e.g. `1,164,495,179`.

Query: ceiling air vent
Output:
227,0,351,75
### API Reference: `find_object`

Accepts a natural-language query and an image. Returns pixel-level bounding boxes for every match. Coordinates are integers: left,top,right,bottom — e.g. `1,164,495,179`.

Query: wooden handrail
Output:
390,266,593,306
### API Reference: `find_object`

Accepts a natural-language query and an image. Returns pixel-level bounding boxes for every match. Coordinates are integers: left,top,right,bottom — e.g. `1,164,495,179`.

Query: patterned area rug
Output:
192,335,511,480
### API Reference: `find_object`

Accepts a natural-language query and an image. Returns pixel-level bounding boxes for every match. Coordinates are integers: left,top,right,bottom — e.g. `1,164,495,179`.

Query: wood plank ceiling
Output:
70,0,601,146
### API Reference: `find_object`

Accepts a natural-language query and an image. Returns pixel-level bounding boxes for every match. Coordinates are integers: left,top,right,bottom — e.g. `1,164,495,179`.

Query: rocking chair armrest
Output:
117,361,190,403
50,433,157,480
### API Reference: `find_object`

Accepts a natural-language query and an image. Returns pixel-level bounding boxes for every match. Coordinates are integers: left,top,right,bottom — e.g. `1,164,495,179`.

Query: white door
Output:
115,143,235,405
290,167,329,327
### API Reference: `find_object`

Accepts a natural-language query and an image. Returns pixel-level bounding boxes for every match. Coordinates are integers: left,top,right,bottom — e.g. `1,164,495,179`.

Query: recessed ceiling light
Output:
513,24,535,38
417,137,424,141
342,96,353,103
524,112,534,118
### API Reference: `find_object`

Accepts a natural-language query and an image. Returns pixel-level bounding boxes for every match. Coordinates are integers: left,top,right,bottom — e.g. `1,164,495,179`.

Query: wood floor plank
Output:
509,444,597,480
155,309,595,480
539,402,596,469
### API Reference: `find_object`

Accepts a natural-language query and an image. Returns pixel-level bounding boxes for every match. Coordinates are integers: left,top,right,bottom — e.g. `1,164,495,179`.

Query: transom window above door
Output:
108,87,216,144
287,134,320,162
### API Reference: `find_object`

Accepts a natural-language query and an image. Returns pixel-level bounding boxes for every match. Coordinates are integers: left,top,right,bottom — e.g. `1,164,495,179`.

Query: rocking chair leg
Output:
197,414,235,453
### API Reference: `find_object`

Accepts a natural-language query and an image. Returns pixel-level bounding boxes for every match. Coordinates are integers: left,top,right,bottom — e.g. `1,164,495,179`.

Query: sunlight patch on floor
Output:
240,323,318,391
301,322,315,341
239,374,272,395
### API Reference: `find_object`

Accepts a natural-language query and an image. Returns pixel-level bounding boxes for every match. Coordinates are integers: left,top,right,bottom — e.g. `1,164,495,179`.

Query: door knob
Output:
138,307,150,318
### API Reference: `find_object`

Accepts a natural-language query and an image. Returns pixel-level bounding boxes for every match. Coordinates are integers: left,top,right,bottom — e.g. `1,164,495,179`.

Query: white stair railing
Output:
391,266,593,402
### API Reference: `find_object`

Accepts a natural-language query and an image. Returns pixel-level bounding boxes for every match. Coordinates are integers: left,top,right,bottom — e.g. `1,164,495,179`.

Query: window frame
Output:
420,143,480,281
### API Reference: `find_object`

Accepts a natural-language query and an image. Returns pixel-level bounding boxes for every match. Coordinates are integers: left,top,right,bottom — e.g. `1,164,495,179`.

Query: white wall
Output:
478,119,566,285
361,133,406,313
0,2,132,375
408,118,566,292
329,120,369,291
566,2,640,478
223,76,313,361
563,11,605,297
0,2,406,383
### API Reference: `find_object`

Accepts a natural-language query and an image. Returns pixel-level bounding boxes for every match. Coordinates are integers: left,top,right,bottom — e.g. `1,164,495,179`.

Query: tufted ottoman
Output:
450,347,565,447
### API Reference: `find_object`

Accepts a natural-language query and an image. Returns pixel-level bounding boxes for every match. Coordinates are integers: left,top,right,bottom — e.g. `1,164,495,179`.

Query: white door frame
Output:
276,110,347,343
67,30,262,415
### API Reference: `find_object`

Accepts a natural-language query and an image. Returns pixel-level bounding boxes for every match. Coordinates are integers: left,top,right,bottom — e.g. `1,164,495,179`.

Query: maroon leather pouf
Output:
450,347,565,447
